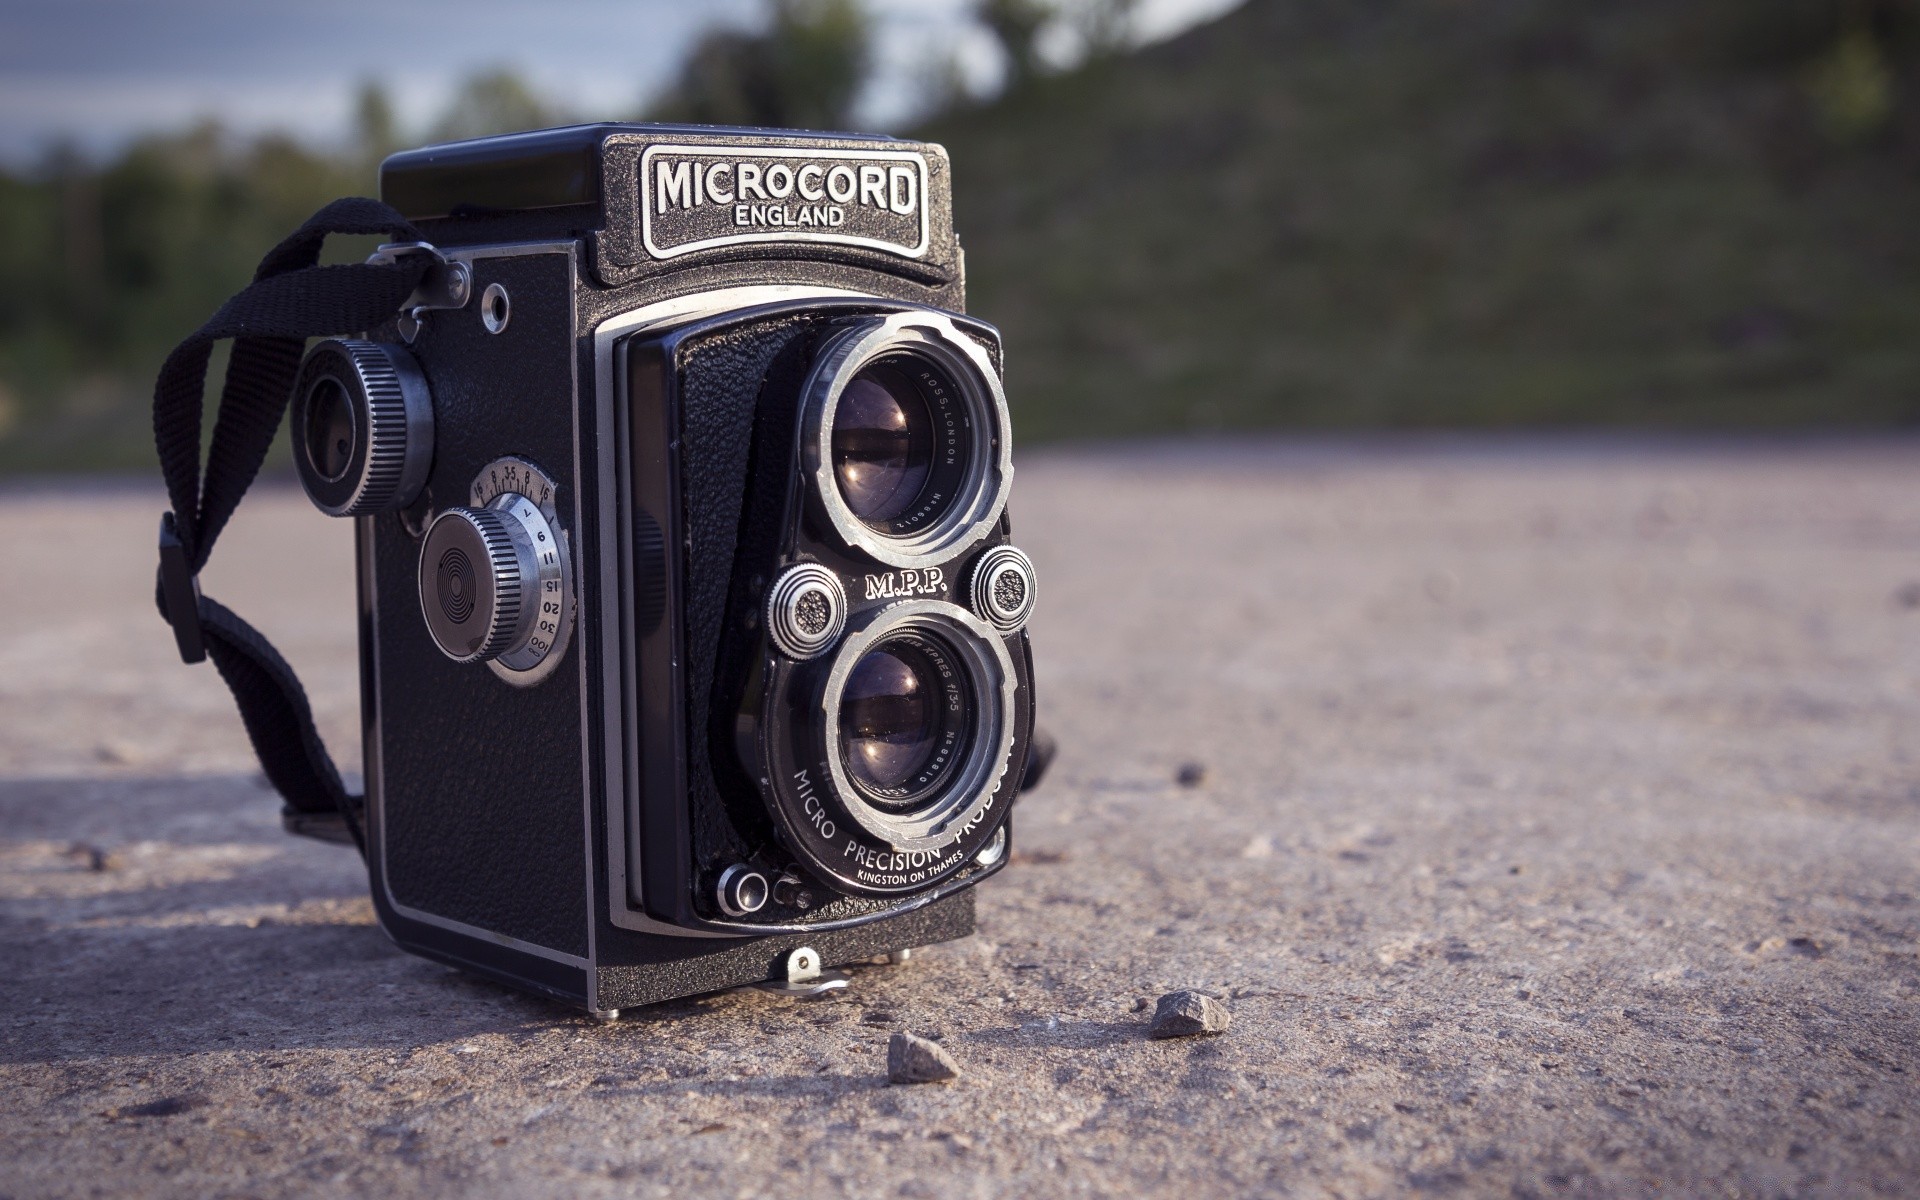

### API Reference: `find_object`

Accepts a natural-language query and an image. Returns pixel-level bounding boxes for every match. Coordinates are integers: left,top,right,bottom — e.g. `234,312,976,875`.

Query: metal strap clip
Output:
367,241,471,340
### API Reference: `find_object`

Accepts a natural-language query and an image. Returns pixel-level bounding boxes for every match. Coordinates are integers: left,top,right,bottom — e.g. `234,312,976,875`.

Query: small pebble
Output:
1175,762,1207,788
1150,990,1231,1038
93,741,143,767
888,1031,961,1084
66,843,122,872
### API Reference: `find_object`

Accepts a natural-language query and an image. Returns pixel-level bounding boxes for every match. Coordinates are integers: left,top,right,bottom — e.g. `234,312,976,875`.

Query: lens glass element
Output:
838,633,969,809
303,377,355,483
829,353,974,537
832,362,933,526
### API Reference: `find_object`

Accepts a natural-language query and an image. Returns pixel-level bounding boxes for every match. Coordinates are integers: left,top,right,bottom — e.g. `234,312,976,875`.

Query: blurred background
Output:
0,0,1915,474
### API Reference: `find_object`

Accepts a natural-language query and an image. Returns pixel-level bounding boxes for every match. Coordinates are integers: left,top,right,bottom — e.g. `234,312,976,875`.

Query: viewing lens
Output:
304,377,355,483
831,361,935,527
838,634,968,809
805,314,1011,566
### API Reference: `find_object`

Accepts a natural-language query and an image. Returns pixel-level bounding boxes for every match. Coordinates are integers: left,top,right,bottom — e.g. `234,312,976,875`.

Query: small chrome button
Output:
767,562,847,660
976,824,1008,867
715,865,770,916
967,545,1037,633
480,282,510,334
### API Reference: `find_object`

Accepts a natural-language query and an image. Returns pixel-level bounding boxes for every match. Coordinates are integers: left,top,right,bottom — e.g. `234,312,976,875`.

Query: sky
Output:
0,0,1243,165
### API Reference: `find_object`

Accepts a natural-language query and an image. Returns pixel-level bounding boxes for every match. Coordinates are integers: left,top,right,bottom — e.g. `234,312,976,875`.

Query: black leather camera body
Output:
275,124,1041,1015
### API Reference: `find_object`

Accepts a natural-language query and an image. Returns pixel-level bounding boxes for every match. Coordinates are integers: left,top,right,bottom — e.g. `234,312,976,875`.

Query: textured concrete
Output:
2,439,1917,1198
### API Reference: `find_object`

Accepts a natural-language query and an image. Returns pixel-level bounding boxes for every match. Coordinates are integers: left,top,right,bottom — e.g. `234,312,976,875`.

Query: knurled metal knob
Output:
767,562,847,659
419,502,537,664
967,545,1037,633
291,339,434,517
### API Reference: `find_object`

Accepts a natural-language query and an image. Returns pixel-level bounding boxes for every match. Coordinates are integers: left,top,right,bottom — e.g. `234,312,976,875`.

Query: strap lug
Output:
368,241,470,341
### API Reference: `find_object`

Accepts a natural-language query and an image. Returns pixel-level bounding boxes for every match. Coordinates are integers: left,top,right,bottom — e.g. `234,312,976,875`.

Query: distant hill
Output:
923,0,1920,439
2,2,1913,475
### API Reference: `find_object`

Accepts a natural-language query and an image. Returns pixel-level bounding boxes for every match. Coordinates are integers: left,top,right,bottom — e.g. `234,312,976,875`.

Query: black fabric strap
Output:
152,197,429,856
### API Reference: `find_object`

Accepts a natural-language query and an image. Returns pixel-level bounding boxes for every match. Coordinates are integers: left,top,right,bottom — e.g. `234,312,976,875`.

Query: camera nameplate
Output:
641,144,930,262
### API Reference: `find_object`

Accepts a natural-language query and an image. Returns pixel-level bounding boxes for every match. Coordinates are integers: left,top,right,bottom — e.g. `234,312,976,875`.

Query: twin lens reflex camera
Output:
283,125,1042,1015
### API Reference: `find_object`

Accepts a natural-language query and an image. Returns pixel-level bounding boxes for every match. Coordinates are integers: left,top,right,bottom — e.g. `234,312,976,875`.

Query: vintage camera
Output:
282,124,1042,1015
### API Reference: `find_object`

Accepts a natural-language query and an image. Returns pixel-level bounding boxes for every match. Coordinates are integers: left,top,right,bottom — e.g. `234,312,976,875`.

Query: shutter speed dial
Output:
418,457,574,685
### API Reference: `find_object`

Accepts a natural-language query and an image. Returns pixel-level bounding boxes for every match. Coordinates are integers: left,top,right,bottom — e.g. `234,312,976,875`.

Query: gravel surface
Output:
2,438,1917,1197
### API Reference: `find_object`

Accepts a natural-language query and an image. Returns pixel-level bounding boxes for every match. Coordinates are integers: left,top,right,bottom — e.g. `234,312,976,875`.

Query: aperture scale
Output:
416,456,576,687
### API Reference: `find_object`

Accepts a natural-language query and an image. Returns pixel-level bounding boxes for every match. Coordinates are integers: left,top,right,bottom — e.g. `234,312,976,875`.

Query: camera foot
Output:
757,945,850,998
588,1008,621,1023
884,948,913,965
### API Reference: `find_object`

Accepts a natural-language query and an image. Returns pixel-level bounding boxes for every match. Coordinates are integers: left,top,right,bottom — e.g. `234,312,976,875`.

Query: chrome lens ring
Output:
802,311,1013,569
818,600,1017,852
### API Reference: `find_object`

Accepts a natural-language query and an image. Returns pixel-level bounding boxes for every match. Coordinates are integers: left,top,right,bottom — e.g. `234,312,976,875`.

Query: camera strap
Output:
152,197,431,857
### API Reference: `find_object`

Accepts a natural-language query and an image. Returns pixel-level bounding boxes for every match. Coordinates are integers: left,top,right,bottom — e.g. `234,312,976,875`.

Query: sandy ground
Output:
1,438,1916,1198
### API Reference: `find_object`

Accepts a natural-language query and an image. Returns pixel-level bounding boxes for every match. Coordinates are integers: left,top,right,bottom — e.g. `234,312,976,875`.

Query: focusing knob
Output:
292,339,434,516
766,562,847,660
967,545,1038,633
418,493,567,668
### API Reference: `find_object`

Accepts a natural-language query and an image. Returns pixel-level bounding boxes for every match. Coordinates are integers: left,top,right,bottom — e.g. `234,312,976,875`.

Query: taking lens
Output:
303,377,356,483
838,633,969,810
804,600,1020,865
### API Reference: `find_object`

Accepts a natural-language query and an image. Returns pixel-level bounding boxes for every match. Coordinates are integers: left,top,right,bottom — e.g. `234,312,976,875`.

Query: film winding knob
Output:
291,339,434,517
418,494,566,667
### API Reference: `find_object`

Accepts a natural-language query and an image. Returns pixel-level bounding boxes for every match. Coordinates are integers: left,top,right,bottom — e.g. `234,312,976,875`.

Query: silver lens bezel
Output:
819,600,1017,852
802,311,1013,569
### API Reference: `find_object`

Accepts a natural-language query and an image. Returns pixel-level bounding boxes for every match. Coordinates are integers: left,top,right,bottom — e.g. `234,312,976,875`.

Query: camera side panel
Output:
364,248,591,966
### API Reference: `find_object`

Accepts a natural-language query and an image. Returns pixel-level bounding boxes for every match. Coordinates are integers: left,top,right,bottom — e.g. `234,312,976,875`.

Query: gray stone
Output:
1150,990,1231,1038
888,1031,961,1084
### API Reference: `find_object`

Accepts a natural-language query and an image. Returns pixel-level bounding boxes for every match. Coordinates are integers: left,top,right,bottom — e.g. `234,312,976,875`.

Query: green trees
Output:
0,2,884,471
976,0,1054,90
0,127,361,469
1,0,1915,472
647,0,871,130
430,71,567,144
